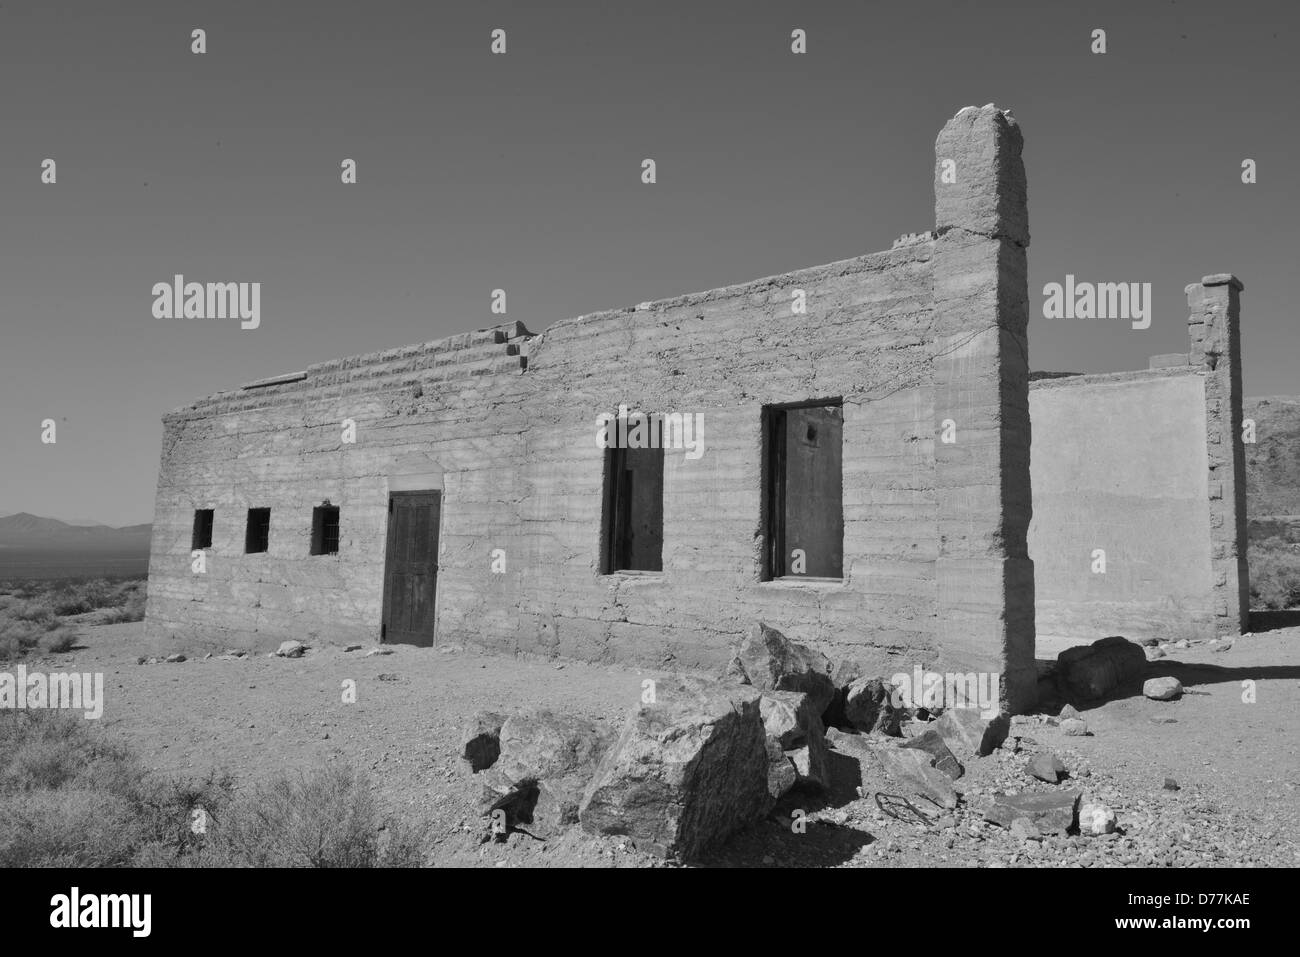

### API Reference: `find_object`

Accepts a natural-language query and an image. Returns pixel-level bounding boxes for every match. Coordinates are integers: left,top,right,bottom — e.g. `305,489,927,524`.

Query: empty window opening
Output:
763,401,844,579
191,509,214,550
601,444,664,573
312,505,340,555
244,507,271,554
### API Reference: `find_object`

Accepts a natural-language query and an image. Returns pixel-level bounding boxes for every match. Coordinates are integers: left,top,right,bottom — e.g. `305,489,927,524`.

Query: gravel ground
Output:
28,620,1300,867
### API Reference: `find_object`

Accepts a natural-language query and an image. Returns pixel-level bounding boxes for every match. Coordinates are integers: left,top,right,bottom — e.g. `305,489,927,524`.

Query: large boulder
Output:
579,676,770,860
477,710,613,837
727,623,835,716
843,676,903,735
1057,635,1146,701
935,707,1009,760
493,711,611,783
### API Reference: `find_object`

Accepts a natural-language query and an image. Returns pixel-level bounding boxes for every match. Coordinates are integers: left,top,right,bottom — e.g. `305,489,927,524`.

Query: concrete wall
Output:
1028,275,1249,647
145,105,1037,710
1029,369,1215,646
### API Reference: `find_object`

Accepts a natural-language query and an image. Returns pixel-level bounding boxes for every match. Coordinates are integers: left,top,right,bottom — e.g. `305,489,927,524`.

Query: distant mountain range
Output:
0,513,151,579
0,513,151,547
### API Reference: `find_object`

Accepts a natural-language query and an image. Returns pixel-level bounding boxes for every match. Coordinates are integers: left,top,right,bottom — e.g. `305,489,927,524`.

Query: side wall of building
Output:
1029,369,1216,644
1027,275,1249,647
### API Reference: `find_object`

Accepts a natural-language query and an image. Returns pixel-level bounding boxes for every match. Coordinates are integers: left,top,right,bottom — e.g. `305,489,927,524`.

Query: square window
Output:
312,505,340,555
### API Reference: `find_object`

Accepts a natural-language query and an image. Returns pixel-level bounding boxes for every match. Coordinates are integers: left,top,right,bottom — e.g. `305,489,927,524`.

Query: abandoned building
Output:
144,105,1249,714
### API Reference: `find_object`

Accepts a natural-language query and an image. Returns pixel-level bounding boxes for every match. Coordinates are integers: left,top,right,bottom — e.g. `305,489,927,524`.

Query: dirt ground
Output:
30,619,1300,867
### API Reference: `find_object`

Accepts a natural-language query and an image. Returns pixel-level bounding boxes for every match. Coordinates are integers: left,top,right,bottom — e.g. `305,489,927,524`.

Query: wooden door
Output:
381,491,440,646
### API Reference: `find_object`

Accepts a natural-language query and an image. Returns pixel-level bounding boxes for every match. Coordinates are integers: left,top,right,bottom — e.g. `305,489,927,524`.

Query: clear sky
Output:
1,0,1296,525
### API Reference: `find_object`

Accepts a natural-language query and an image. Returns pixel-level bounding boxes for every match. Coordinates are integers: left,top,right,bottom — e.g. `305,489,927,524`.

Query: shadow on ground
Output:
1035,654,1300,712
1249,609,1300,633
698,750,875,866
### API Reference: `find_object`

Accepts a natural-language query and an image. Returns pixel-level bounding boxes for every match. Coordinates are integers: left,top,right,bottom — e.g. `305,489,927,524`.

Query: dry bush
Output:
0,617,72,662
100,584,147,624
0,712,233,867
38,630,79,654
205,762,426,867
0,713,426,868
1249,537,1300,610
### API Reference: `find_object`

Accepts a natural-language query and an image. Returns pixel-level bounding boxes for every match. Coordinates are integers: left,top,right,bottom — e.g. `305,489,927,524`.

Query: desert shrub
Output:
0,713,425,868
0,616,75,661
38,629,78,654
9,600,55,624
0,617,65,661
1249,537,1300,610
208,763,388,867
48,579,119,616
100,585,147,624
0,712,235,867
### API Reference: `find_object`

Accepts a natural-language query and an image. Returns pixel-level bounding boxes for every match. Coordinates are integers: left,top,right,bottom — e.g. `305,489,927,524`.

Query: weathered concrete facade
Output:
1028,276,1249,648
146,105,1038,710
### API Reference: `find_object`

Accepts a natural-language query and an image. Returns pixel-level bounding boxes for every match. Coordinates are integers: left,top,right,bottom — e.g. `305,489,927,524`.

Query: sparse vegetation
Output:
0,712,427,867
0,578,145,661
1249,536,1300,611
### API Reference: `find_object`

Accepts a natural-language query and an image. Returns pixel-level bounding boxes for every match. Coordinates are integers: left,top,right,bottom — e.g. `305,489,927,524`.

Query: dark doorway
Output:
381,491,441,646
764,401,844,578
601,444,664,573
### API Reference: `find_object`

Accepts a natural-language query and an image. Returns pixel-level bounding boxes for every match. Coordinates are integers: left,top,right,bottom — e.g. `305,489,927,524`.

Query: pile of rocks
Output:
460,625,1216,860
460,621,1026,861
